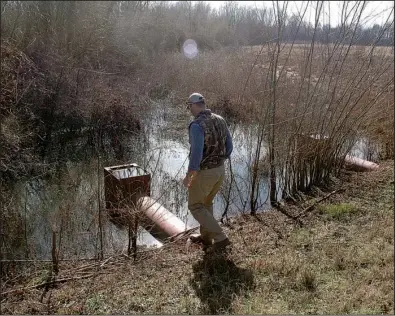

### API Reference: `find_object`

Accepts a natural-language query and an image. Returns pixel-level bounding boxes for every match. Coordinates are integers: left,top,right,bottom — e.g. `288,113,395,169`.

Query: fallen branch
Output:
168,226,199,243
1,274,96,297
295,189,345,218
0,258,97,262
64,263,99,274
99,256,113,268
61,256,117,275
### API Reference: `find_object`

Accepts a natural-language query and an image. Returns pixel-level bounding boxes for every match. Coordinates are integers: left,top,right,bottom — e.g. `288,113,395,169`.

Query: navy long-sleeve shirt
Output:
188,122,233,171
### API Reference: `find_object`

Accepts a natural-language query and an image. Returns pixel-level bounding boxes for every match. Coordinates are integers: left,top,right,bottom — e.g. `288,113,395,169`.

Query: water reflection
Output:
9,103,378,260
139,105,271,229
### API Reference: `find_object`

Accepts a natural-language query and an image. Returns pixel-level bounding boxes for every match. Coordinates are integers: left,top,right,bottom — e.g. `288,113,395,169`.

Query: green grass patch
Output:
84,294,110,314
318,203,357,220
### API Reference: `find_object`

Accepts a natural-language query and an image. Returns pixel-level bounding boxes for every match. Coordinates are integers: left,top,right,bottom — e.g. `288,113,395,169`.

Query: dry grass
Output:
1,160,393,314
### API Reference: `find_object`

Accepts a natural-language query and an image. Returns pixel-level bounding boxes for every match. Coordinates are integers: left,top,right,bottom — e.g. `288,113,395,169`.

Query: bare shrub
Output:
0,0,393,262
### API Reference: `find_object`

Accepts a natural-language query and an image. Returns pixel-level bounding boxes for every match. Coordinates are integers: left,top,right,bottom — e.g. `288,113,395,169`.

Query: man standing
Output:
183,92,233,252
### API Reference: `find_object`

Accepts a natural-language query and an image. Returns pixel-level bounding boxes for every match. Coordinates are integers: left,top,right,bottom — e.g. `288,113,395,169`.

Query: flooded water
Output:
9,103,271,260
7,102,378,260
141,103,272,223
349,137,381,162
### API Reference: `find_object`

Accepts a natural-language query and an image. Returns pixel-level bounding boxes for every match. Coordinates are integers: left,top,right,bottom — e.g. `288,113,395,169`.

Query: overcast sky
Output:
179,1,394,27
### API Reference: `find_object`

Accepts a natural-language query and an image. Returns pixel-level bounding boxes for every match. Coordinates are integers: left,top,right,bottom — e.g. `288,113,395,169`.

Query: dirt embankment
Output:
1,161,393,314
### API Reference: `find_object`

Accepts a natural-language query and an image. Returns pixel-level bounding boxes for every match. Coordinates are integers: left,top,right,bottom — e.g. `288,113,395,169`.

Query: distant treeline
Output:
1,1,393,62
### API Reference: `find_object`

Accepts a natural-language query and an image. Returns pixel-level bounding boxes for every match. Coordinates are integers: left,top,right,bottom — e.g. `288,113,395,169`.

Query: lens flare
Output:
182,39,198,59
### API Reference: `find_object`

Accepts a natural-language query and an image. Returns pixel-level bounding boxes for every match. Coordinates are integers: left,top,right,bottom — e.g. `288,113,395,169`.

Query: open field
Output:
245,43,394,56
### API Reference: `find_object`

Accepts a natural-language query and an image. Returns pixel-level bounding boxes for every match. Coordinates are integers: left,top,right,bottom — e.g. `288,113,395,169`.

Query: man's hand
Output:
183,171,198,188
182,176,191,188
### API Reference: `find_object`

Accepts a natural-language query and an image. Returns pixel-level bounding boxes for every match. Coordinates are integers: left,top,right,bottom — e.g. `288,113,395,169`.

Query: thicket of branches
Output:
0,1,393,263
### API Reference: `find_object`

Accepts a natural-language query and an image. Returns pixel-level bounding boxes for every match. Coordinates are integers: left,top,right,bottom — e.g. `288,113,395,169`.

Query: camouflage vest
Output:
189,109,228,170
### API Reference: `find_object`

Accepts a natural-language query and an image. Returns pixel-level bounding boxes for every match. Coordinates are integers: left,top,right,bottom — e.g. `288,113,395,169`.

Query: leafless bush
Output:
0,0,393,262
